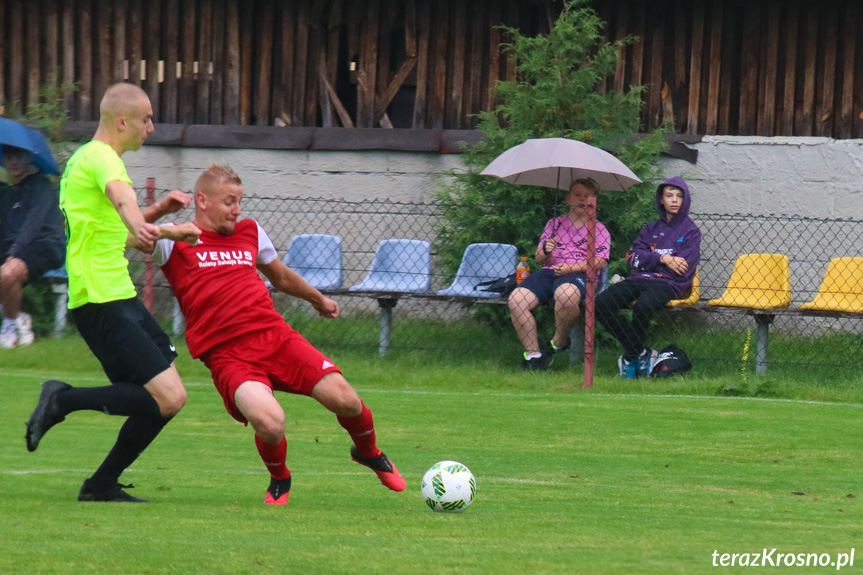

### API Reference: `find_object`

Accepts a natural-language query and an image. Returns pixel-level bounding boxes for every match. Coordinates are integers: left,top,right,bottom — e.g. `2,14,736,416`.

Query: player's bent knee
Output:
312,373,362,416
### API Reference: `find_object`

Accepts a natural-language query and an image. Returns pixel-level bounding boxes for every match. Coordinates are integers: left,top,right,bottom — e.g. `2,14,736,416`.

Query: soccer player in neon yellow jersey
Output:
24,82,201,502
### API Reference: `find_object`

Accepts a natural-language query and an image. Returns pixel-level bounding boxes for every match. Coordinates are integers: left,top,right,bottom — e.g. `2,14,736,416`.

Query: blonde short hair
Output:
195,163,243,196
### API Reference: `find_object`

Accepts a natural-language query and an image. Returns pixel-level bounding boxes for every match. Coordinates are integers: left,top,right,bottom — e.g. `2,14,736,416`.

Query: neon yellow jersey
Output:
60,141,136,309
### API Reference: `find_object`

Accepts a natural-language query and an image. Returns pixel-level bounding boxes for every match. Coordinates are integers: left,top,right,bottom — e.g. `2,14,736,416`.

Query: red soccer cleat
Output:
350,445,407,492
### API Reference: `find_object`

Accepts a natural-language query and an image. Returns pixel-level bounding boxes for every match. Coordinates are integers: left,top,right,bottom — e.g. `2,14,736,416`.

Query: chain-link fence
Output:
132,188,863,376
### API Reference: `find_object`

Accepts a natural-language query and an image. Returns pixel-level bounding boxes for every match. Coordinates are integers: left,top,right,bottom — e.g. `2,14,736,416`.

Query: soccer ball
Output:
421,460,476,513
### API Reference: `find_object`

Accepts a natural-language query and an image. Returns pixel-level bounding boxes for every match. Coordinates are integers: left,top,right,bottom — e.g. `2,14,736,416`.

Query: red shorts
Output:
201,324,341,424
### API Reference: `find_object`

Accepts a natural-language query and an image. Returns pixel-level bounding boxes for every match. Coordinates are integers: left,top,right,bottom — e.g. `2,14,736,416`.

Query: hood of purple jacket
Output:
656,176,692,225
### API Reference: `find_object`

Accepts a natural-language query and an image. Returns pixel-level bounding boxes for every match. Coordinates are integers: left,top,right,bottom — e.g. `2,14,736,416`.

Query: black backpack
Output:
650,345,692,378
475,273,518,296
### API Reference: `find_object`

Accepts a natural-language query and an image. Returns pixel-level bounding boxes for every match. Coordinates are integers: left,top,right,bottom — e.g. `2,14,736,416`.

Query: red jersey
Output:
157,219,286,358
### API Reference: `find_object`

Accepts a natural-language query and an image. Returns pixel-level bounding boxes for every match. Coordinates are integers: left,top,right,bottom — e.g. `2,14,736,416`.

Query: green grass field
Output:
1,337,861,574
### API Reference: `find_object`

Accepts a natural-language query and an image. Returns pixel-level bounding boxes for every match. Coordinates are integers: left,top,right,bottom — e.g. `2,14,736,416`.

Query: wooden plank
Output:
630,3,645,89
224,0,240,124
411,0,430,128
838,2,856,139
26,0,41,109
782,3,799,136
797,3,818,136
277,1,295,125
0,0,6,112
856,5,863,138
255,0,274,125
144,0,161,120
318,46,333,128
686,2,703,134
240,0,253,125
292,0,309,126
758,2,779,136
304,13,323,127
613,3,628,94
95,0,112,103
375,0,395,103
358,0,380,127
327,0,343,85
45,0,59,92
127,0,142,86
7,0,23,116
375,57,416,121
818,3,838,137
196,0,212,124
484,0,500,113
738,3,759,135
648,7,664,129
180,0,196,123
320,68,354,128
209,0,225,125
504,0,518,84
464,1,484,127
78,0,93,120
404,0,417,58
62,0,76,114
429,0,447,129
718,3,735,135
163,0,179,123
113,0,127,83
705,2,722,134
447,1,466,128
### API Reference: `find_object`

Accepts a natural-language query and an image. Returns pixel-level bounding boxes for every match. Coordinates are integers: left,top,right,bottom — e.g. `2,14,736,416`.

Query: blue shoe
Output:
637,349,659,377
618,356,638,379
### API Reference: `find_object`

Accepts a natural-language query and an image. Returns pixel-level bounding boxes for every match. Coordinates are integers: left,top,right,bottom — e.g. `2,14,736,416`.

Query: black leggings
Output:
595,279,677,359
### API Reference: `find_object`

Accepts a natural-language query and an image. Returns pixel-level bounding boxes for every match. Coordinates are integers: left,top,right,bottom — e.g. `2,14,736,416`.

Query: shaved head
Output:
100,82,150,120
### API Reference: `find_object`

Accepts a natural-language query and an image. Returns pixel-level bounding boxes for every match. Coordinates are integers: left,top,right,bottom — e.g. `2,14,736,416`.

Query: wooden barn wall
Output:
0,0,861,138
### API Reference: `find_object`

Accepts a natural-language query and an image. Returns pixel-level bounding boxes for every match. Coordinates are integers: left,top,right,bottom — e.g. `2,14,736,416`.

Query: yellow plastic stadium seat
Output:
667,267,700,306
799,257,863,313
707,254,791,309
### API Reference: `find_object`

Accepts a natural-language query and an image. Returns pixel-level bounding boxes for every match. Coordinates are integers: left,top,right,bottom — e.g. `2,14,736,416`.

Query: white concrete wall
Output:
123,147,465,203
124,136,863,219
661,136,863,218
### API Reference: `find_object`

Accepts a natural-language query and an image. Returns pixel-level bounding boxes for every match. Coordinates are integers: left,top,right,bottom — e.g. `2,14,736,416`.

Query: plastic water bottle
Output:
516,257,530,284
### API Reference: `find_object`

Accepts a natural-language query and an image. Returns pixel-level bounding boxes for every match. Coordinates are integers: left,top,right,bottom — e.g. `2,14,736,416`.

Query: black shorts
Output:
518,268,587,306
71,298,178,386
4,241,65,280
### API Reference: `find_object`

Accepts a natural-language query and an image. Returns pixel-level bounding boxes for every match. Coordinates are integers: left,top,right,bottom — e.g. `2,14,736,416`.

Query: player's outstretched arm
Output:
143,190,193,223
258,259,340,318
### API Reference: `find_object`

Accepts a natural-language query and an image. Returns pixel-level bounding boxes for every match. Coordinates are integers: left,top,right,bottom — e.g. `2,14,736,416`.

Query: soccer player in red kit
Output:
153,163,405,505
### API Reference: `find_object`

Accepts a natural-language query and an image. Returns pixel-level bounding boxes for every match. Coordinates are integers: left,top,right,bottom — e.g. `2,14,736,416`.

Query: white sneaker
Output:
16,313,34,346
0,321,17,348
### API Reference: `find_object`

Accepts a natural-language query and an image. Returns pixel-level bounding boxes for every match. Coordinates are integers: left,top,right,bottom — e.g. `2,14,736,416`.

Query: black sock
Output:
57,383,162,419
89,415,171,490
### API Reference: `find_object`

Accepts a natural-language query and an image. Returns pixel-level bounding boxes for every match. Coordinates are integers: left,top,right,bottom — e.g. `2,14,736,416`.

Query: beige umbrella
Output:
480,138,641,192
481,137,642,388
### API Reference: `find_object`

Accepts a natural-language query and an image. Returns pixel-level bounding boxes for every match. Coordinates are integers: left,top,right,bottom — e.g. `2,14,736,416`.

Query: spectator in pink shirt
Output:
508,179,610,371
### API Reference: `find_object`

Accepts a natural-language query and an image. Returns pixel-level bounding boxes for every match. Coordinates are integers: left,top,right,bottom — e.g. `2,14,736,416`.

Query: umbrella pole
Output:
583,195,597,389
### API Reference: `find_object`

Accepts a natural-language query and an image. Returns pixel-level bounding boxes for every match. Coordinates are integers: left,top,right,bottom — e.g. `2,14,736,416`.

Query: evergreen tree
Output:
436,0,670,279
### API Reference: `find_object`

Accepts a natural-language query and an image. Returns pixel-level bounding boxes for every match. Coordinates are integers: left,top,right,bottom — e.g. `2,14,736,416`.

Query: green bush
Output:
436,0,670,278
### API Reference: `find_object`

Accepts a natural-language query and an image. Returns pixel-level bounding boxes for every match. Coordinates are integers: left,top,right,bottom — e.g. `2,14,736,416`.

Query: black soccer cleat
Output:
350,445,406,492
264,476,292,505
25,380,70,452
522,351,554,371
78,478,149,503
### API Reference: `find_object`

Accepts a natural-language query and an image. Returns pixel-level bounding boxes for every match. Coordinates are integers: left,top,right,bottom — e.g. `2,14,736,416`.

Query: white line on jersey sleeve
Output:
151,223,175,266
256,222,278,265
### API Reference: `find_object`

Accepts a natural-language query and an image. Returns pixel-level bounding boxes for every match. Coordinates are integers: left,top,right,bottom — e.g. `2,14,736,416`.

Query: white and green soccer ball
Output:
421,461,476,513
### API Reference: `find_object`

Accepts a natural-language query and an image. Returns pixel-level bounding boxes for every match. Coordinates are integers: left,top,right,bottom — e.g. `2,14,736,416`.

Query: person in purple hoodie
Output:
595,176,701,379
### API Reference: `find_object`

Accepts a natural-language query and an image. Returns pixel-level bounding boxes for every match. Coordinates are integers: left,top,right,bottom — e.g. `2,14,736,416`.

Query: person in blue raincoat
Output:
0,144,65,348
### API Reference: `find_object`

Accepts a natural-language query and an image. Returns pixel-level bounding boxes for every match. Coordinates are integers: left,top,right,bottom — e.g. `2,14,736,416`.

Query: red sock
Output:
337,401,378,459
255,435,291,480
